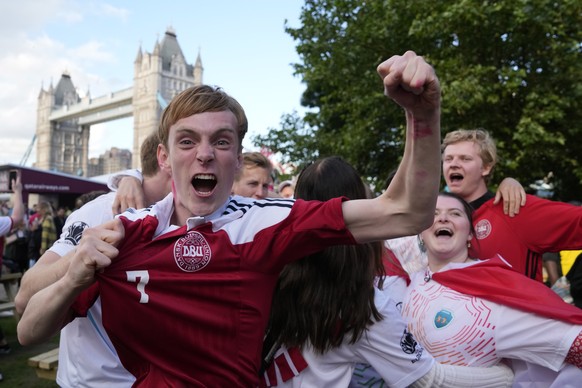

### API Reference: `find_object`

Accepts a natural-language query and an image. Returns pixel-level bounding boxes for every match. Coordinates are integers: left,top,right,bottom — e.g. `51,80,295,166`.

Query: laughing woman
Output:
403,192,582,387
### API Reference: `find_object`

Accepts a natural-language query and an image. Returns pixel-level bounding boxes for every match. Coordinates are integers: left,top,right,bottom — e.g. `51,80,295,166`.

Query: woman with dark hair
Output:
261,157,513,388
403,192,582,386
266,156,386,356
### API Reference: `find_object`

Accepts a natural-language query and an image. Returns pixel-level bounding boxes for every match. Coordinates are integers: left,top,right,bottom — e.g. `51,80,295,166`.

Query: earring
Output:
467,241,471,249
417,235,426,253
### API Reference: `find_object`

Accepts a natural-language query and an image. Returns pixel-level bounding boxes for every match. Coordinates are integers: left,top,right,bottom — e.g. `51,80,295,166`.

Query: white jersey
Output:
0,215,12,236
385,236,426,275
403,261,582,386
269,276,433,388
49,192,135,387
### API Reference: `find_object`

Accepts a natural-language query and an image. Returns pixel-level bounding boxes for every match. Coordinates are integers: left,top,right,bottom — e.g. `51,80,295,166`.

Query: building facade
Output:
87,147,133,177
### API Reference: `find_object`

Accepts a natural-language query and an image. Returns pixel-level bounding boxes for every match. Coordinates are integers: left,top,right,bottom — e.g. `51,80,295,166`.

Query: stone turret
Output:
194,51,204,84
35,73,89,174
132,27,202,168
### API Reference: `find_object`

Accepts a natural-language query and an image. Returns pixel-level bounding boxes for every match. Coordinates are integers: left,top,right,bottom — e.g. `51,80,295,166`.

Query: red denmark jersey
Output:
470,194,582,281
73,195,354,387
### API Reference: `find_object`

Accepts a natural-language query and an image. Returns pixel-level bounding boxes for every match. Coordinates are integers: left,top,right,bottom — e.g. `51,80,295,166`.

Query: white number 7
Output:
126,270,150,303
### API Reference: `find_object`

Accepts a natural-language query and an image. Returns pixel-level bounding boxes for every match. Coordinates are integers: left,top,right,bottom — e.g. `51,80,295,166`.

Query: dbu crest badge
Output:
174,231,212,272
434,309,453,328
475,219,492,239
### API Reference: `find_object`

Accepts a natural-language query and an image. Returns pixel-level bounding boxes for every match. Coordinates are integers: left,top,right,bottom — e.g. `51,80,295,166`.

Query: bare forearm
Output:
387,109,441,224
18,220,122,346
345,110,441,242
15,251,70,315
345,51,441,243
17,275,83,346
10,189,25,227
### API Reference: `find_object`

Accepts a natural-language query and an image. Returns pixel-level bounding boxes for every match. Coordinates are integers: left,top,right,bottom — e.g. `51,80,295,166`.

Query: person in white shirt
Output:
0,171,24,382
14,132,171,387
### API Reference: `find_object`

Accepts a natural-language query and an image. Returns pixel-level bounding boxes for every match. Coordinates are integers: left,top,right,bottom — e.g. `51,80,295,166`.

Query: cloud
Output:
0,1,126,165
0,0,68,33
67,40,116,64
95,3,130,21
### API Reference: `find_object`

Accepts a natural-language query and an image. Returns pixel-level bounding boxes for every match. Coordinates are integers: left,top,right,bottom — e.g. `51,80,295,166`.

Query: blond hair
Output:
235,152,273,181
442,129,497,182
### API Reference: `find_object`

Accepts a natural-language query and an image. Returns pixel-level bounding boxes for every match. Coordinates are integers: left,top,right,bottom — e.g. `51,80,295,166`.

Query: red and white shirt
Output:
72,194,354,387
403,257,582,386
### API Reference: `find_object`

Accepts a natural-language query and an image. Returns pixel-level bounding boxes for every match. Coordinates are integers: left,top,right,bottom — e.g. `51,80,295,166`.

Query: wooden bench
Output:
0,272,22,320
0,301,15,312
28,347,59,381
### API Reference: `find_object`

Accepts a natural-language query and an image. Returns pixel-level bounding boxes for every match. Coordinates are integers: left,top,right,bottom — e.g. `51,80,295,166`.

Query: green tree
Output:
254,0,582,199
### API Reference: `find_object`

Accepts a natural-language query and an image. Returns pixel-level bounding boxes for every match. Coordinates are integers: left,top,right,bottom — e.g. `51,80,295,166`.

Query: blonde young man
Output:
443,129,582,282
232,151,274,199
18,51,442,387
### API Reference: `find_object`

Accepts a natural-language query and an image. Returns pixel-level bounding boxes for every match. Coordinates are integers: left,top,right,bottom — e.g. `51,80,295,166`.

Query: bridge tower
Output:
34,27,203,175
36,73,90,175
132,26,203,168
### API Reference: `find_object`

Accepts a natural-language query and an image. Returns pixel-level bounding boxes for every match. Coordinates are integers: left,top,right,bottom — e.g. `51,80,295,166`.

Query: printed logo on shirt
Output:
474,219,492,240
174,231,212,272
63,221,89,245
400,328,418,354
434,309,453,328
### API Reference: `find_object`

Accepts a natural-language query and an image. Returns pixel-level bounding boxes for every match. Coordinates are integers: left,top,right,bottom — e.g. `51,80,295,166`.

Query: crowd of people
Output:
1,50,581,386
2,201,73,276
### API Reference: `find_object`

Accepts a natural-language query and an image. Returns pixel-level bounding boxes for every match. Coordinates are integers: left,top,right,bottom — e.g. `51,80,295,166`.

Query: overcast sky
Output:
0,0,306,166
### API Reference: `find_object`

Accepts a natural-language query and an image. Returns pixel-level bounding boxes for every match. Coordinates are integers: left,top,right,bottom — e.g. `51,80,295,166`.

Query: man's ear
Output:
481,163,493,178
236,153,243,171
158,144,171,175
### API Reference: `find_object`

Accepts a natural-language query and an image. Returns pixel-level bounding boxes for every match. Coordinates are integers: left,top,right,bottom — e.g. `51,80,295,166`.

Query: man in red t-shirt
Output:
442,129,582,281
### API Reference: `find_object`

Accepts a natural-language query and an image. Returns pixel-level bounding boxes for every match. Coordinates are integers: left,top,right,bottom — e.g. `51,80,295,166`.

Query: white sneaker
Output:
552,276,574,304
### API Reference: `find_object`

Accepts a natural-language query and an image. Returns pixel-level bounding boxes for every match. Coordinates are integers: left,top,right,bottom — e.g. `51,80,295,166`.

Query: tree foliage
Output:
253,0,582,200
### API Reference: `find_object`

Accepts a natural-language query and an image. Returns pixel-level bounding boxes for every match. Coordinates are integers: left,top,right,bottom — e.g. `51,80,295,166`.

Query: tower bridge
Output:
35,27,203,176
49,87,134,126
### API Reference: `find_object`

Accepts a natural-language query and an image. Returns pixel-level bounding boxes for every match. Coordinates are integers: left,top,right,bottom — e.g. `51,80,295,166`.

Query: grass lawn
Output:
1,313,59,387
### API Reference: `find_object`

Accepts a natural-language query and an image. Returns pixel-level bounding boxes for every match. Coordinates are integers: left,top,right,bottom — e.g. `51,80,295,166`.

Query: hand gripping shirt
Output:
49,192,136,387
72,194,354,387
470,195,582,281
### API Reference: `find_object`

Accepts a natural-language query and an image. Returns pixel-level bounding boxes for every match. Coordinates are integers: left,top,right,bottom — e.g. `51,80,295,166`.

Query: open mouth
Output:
435,228,453,237
192,174,217,195
448,173,464,183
